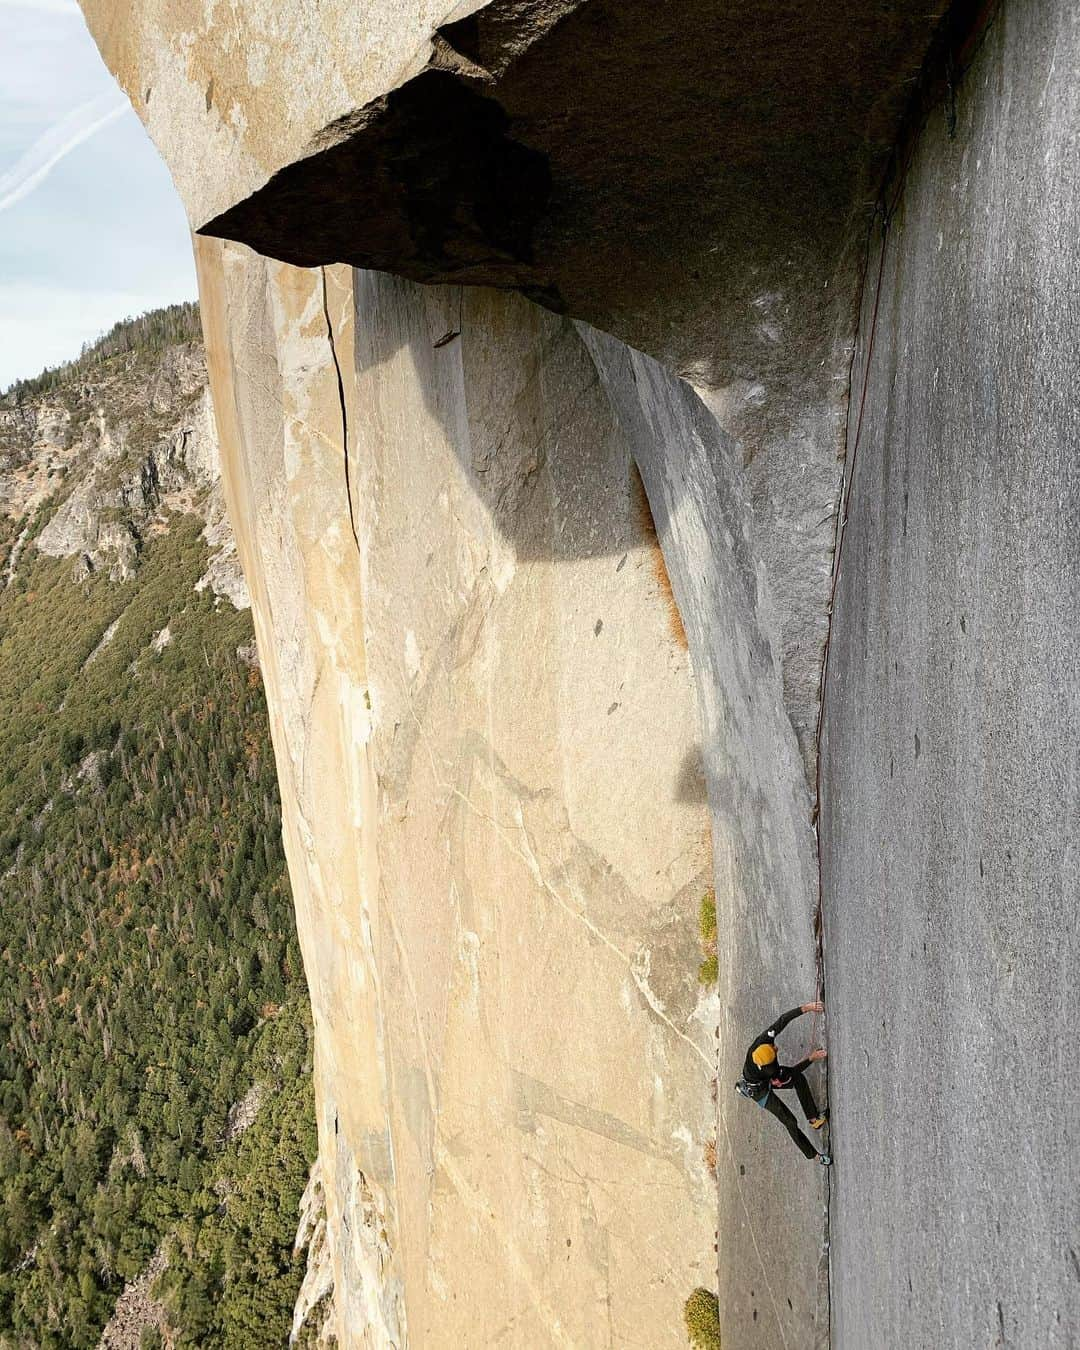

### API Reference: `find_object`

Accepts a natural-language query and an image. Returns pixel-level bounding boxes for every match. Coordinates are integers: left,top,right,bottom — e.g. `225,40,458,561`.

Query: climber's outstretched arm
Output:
762,1000,823,1044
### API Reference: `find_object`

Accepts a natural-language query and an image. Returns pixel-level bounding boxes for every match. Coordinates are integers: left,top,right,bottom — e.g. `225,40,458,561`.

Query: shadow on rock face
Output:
350,267,751,576
676,747,710,804
631,871,716,1034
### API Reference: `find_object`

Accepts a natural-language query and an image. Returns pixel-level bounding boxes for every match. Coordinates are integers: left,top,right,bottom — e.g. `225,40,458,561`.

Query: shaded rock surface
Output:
80,0,948,395
582,328,828,1345
821,2,1080,1345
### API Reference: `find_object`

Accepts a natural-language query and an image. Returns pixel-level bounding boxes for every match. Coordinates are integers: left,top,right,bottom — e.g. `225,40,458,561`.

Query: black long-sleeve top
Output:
741,1006,813,1098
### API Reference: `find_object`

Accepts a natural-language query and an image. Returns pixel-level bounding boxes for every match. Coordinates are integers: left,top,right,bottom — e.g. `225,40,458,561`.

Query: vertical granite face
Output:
195,242,407,1343
63,1,1080,1346
196,232,835,1344
198,241,720,1346
76,3,964,1343
821,2,1080,1345
353,274,724,1347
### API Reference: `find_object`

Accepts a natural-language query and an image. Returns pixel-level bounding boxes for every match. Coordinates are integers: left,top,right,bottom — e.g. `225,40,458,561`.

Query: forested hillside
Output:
1,304,202,405
0,317,322,1348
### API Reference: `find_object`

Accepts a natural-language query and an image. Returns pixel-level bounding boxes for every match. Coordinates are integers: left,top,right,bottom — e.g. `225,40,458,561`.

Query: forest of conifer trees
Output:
0,332,320,1346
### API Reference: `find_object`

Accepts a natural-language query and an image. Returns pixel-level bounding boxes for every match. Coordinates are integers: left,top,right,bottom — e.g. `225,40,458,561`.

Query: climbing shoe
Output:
808,1111,829,1130
817,1152,833,1167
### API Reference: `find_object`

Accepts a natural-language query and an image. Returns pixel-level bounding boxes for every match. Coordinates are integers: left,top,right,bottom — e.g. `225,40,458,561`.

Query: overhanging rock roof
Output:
80,0,954,384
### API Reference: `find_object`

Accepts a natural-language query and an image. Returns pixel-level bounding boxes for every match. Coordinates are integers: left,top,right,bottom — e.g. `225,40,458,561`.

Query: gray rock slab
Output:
821,2,1080,1345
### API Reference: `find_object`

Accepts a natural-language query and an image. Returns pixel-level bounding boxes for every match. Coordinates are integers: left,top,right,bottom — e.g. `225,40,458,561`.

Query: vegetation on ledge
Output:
697,890,718,986
684,1286,722,1348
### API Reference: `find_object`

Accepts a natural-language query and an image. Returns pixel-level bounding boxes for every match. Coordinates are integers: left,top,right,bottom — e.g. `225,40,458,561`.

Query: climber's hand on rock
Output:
801,1000,825,1014
809,1048,828,1062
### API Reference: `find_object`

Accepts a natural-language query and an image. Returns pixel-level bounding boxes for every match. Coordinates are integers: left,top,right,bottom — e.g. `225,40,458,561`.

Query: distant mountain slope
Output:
0,312,323,1348
0,302,244,603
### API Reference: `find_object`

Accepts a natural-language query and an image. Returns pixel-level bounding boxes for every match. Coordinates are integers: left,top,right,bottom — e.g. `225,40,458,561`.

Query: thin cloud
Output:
0,90,130,214
0,0,81,14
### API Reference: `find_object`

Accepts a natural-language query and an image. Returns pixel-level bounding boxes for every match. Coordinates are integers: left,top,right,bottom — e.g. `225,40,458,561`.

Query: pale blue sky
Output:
0,0,197,390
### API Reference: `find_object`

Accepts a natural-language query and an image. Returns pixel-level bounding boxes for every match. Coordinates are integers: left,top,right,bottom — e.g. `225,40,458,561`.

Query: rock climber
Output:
735,1001,832,1165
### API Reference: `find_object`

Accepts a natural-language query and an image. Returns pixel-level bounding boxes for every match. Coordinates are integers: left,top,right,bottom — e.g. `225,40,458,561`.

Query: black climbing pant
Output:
761,1070,820,1160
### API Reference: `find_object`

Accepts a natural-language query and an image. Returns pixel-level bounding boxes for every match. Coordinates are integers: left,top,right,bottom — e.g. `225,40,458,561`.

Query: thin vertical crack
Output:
321,266,362,560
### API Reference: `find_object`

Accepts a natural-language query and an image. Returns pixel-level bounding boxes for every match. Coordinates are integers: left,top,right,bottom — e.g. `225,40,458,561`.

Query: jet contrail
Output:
0,91,130,215
0,0,81,15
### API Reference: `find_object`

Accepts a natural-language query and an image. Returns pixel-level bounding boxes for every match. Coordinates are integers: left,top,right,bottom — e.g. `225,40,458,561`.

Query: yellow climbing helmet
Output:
751,1043,777,1068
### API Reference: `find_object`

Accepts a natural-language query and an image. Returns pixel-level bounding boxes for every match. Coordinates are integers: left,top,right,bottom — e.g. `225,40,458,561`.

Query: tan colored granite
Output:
197,238,718,1346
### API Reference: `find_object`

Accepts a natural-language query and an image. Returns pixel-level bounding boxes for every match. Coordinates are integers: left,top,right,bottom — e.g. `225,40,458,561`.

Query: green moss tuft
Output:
699,891,717,945
684,1287,721,1348
697,891,718,986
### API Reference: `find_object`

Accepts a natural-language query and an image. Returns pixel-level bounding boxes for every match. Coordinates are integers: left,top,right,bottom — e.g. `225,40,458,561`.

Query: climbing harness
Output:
734,1078,770,1107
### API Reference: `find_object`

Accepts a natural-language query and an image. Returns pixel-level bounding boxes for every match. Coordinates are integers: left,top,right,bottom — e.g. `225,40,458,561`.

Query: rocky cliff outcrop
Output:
0,333,246,600
77,0,1080,1346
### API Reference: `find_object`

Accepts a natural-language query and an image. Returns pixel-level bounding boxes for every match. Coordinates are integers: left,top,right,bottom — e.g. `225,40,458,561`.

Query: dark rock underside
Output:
201,0,951,387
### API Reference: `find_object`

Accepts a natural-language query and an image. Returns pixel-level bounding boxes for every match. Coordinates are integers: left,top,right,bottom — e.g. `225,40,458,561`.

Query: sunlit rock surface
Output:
198,243,723,1345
